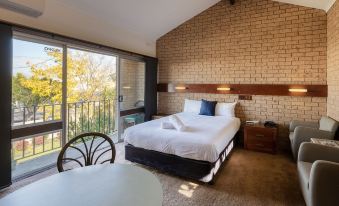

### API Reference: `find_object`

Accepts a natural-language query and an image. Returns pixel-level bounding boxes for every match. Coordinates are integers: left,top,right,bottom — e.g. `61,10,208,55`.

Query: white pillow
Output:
215,102,237,117
161,121,175,129
183,99,202,114
169,115,187,132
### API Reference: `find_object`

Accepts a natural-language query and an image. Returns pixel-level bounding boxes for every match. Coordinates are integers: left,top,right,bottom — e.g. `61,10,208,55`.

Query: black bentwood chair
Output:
57,132,116,172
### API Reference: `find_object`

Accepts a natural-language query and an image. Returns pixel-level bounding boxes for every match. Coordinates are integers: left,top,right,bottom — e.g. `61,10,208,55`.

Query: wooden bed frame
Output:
125,137,235,184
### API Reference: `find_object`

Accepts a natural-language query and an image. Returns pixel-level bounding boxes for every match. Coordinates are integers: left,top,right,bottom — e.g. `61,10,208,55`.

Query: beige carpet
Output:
0,144,305,206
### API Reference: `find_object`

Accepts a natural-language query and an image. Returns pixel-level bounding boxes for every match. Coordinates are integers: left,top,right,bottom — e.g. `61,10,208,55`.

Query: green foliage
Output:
12,73,44,108
12,49,116,108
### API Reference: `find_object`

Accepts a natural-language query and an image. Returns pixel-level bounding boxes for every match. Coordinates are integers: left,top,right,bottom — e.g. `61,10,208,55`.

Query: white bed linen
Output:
123,112,241,162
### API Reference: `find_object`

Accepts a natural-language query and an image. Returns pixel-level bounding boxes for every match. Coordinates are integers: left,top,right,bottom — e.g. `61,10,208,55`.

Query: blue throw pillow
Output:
199,99,217,116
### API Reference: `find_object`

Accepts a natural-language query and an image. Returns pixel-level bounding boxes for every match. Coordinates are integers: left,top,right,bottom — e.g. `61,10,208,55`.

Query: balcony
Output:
11,100,127,179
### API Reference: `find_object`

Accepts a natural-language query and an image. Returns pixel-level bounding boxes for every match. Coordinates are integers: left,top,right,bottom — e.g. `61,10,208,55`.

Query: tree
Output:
13,49,116,107
12,49,117,125
12,73,46,108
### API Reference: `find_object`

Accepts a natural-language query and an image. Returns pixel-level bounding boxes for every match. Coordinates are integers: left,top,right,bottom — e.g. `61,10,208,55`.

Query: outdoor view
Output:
11,39,118,178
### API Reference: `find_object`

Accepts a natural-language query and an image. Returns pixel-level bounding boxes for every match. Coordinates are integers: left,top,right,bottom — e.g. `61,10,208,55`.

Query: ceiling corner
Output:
325,0,336,12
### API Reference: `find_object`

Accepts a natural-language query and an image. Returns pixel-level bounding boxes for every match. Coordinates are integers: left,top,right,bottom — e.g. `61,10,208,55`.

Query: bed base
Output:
125,138,234,183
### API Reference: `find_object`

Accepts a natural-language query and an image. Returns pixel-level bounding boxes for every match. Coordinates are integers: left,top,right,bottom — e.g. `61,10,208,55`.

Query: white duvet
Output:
123,112,241,162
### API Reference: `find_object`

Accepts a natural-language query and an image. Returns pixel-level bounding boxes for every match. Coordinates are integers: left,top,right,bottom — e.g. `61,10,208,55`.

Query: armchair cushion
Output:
298,161,312,187
294,127,333,140
309,160,339,206
298,161,312,206
289,120,318,132
319,116,339,133
298,143,339,206
291,127,333,159
298,142,339,163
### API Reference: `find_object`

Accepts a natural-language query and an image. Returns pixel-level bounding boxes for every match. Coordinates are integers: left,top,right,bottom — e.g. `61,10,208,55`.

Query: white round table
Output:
0,164,163,206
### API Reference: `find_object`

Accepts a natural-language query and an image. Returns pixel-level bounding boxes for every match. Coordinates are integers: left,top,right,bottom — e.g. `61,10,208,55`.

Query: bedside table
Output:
152,113,171,120
244,124,278,154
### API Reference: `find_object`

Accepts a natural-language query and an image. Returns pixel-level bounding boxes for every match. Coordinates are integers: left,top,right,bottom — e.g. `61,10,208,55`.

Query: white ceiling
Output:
57,0,220,42
0,0,336,57
0,0,220,56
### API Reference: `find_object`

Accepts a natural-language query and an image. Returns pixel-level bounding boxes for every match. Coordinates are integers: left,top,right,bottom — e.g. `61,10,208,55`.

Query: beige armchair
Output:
289,116,338,160
298,142,339,206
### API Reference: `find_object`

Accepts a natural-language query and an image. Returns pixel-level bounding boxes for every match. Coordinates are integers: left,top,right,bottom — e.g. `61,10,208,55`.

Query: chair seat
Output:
298,161,312,205
289,132,294,143
298,161,312,186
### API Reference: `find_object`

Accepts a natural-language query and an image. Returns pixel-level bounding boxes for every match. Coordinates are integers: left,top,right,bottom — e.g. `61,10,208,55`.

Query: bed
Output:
124,112,241,183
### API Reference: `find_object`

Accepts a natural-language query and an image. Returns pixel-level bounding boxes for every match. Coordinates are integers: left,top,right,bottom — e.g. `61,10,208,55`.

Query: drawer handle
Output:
255,134,265,138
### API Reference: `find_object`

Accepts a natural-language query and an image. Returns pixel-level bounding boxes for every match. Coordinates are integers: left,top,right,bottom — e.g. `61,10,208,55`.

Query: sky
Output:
13,39,62,76
13,39,117,76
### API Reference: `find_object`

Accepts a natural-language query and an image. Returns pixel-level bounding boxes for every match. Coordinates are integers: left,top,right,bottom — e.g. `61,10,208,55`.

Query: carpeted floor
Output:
0,143,305,206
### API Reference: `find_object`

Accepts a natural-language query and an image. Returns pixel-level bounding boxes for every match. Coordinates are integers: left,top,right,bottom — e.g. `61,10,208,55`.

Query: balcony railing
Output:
12,100,117,161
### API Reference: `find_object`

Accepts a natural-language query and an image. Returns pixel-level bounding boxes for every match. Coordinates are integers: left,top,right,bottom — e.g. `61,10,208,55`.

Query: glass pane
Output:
11,131,62,179
67,48,118,143
12,39,63,127
119,59,145,110
120,113,145,136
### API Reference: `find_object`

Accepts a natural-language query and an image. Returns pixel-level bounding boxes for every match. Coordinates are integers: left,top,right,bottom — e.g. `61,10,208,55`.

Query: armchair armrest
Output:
289,120,318,132
298,142,339,163
309,160,339,206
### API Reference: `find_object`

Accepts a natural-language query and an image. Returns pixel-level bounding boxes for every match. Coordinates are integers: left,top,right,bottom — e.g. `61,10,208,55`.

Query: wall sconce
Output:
167,83,186,92
175,86,187,90
217,87,231,91
289,88,308,93
123,86,131,89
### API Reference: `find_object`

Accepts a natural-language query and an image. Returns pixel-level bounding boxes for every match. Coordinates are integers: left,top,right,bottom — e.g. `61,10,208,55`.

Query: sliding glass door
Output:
118,58,146,141
11,38,120,180
66,48,119,142
11,38,64,179
10,32,150,180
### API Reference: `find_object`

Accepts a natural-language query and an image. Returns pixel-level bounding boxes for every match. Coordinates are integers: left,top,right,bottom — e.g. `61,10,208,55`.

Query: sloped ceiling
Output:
0,0,220,57
0,0,336,57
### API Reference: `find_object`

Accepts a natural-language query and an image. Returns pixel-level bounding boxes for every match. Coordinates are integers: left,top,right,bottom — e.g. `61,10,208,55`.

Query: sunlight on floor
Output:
178,182,199,198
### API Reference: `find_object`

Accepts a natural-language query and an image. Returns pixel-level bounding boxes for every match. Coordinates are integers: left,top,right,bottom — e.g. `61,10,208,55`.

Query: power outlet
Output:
239,95,252,100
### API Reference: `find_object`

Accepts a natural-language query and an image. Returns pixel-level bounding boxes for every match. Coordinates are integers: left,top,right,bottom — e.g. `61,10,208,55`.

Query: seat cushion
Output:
298,161,312,206
298,161,312,186
289,132,294,144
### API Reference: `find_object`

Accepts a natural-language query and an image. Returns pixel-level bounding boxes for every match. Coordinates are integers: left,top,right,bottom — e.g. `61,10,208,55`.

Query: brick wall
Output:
327,0,339,122
156,0,328,149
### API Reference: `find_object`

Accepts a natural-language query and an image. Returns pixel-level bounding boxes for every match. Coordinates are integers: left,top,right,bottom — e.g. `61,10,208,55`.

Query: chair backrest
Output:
57,132,116,172
319,116,339,133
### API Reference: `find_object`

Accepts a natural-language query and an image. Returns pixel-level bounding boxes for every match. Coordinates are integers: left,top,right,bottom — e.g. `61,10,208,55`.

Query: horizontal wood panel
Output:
157,83,327,97
11,121,63,140
120,107,145,117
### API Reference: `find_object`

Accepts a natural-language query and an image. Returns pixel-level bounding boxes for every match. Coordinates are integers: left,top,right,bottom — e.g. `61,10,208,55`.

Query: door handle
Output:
118,95,124,102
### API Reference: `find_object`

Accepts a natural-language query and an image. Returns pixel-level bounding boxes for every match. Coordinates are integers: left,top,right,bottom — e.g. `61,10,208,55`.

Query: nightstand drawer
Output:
246,132,275,142
247,140,275,153
246,128,275,141
244,124,278,154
